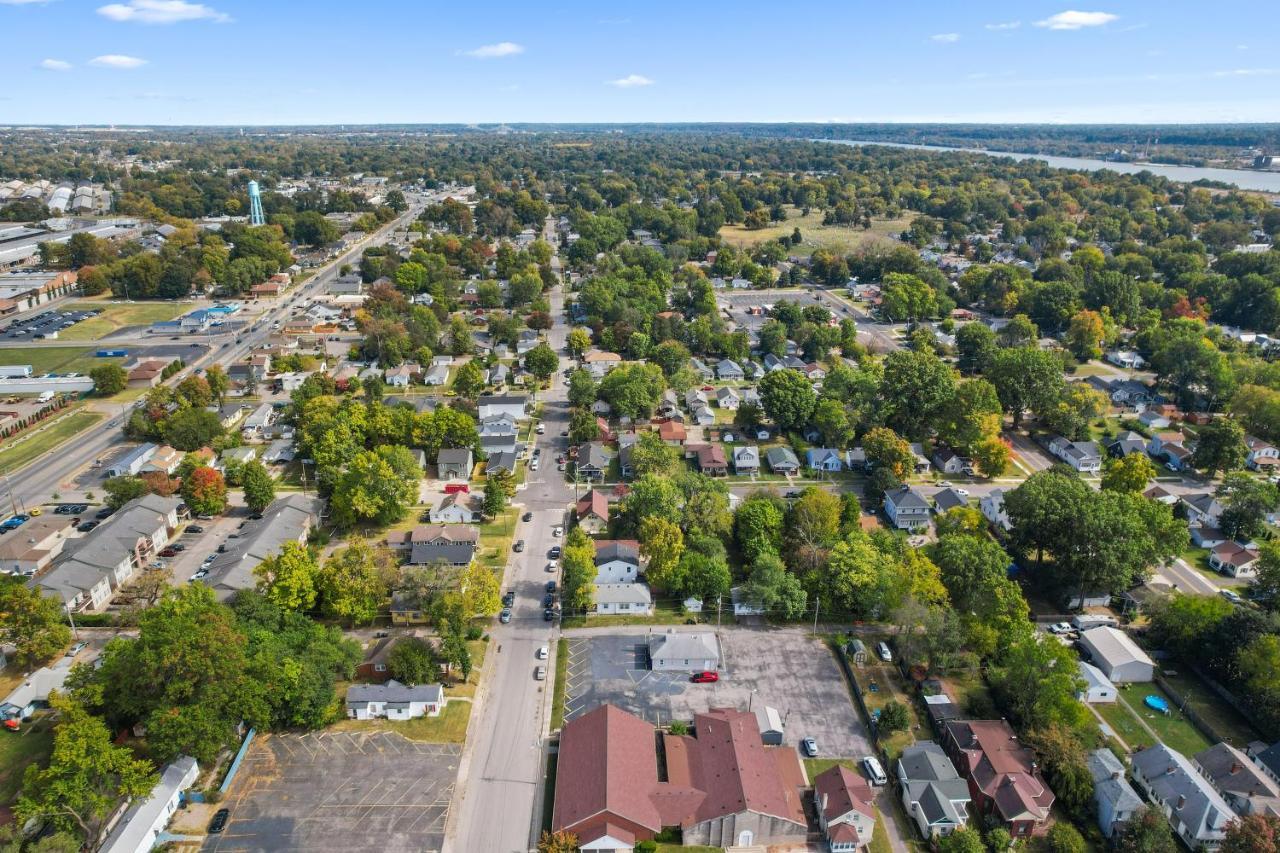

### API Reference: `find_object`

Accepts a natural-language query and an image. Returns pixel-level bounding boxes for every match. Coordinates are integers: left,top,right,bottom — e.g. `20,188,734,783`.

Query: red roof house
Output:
944,720,1055,837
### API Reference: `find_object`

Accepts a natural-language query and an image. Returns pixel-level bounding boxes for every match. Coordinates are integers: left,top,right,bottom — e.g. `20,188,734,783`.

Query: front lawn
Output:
330,700,472,743
61,301,192,340
1156,669,1260,749
550,638,568,731
561,599,690,629
0,715,55,810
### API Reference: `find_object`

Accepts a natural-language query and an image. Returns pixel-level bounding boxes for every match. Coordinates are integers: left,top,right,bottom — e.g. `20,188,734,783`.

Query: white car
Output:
530,459,540,471
537,646,549,660
951,488,969,497
534,665,546,681
1048,622,1074,635
552,525,563,537
535,423,546,434
546,560,559,573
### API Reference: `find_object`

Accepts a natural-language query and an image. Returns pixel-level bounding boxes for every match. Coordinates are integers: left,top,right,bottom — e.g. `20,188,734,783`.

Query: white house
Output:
884,485,931,530
1047,437,1103,473
730,585,765,617
1078,661,1118,704
981,489,1012,531
593,541,640,584
897,742,971,839
1131,744,1233,851
99,756,199,853
477,394,527,421
429,493,481,524
1079,627,1155,683
594,582,653,616
346,681,445,720
647,630,719,672
0,659,72,720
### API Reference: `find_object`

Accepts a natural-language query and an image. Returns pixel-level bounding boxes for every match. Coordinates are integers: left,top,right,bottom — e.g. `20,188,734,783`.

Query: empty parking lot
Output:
563,626,870,758
204,731,460,853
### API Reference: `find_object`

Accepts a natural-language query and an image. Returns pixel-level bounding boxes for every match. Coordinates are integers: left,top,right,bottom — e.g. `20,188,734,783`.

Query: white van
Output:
863,756,888,786
36,390,55,404
876,641,893,663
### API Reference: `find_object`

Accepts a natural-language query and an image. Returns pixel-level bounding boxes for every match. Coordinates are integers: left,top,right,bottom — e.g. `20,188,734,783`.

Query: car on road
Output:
545,580,556,593
208,809,230,834
502,591,515,607
543,608,556,622
1048,622,1074,635
76,520,99,532
863,756,888,786
537,646,548,660
559,430,568,437
159,547,178,557
529,459,539,471
534,665,546,681
546,560,558,573
499,608,512,624
535,423,545,434
66,641,88,657
186,524,204,533
951,488,970,497
95,507,114,519
191,569,209,581
801,738,819,757
513,539,525,552
542,593,556,607
690,671,718,684
548,546,561,559
552,525,562,537
522,512,533,522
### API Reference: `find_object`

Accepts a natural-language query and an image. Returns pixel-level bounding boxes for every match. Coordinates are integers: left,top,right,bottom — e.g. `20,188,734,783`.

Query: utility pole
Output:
66,602,78,640
716,594,722,628
812,595,820,637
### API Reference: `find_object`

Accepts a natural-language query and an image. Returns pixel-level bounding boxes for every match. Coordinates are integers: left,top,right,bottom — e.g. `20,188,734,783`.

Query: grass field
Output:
0,345,126,376
719,206,915,256
0,715,54,811
1159,669,1261,748
1097,686,1211,756
852,661,920,760
330,700,472,743
561,599,689,629
60,301,191,341
477,510,517,571
0,410,103,474
550,638,568,731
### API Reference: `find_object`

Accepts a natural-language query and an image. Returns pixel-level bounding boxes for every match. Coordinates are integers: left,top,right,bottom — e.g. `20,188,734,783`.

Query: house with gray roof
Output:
884,485,931,529
765,446,800,474
594,582,653,616
99,756,199,853
1088,748,1143,838
647,630,719,672
1047,436,1103,473
485,450,518,477
202,494,322,601
575,442,614,480
0,659,72,720
1132,743,1233,850
478,394,528,421
716,359,744,381
436,447,473,480
397,525,478,566
932,487,968,514
733,445,760,474
1194,742,1280,817
688,358,714,381
897,742,971,839
346,680,445,720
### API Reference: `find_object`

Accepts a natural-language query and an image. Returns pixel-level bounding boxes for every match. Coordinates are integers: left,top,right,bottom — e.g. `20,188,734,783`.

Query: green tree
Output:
568,407,601,445
811,398,853,448
567,328,592,358
1113,808,1179,853
741,552,807,619
1253,541,1280,612
788,488,842,573
989,624,1088,731
254,541,318,612
104,475,149,509
15,695,157,847
628,430,681,478
1025,724,1095,822
240,460,276,513
524,343,559,381
988,346,1065,426
734,494,785,563
388,637,436,685
878,700,909,732
863,426,914,480
1065,309,1106,361
598,362,665,419
0,577,72,668
1102,454,1157,493
567,369,598,408
880,347,956,439
956,322,997,374
205,363,229,403
879,272,938,325
1192,417,1247,477
1217,473,1279,541
317,537,393,626
937,828,985,853
1044,822,1087,853
639,516,684,592
181,466,227,516
759,369,816,432
89,364,127,396
452,360,486,399
561,528,597,614
331,449,418,527
483,473,510,517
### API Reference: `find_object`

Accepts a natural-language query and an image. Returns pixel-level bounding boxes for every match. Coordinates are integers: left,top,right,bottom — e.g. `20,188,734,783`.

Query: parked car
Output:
690,671,719,684
545,580,556,593
186,524,205,534
76,521,99,532
208,809,229,834
95,507,115,519
863,756,888,786
548,546,561,559
513,539,525,552
801,738,819,757
1221,589,1244,605
546,560,558,573
542,593,556,607
1048,622,1074,635
534,665,546,681
502,591,515,607
537,645,549,660
159,547,177,557
876,642,893,662
552,525,563,537
522,511,533,522
499,608,512,624
66,641,88,657
543,608,555,622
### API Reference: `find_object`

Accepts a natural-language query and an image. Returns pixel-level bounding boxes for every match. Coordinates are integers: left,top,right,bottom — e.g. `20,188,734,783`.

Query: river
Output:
818,138,1280,193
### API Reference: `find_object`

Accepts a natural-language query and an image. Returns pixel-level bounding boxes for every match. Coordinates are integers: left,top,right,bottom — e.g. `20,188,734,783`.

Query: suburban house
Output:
884,485,931,530
980,489,1012,532
1078,627,1155,683
658,419,688,446
346,681,445,720
421,363,449,386
1047,436,1103,473
931,446,967,475
575,490,610,534
694,443,729,476
595,583,653,616
139,444,183,476
389,591,428,625
479,413,517,437
1245,436,1279,471
814,765,876,851
0,659,72,720
552,704,809,851
933,488,968,514
480,434,518,457
690,404,715,426
1078,662,1118,704
1149,432,1191,469
429,492,482,524
1138,409,1172,430
716,359,744,381
1106,349,1146,369
733,445,760,474
1107,431,1150,458
392,525,479,566
731,586,765,617
1193,742,1280,817
897,742,972,839
689,358,714,381
99,756,200,853
384,363,420,387
1088,749,1144,839
1209,542,1260,578
1131,743,1233,851
1182,493,1226,528
1251,742,1280,786
104,443,157,478
0,514,74,576
806,448,844,472
594,540,641,584
765,446,800,475
647,630,719,672
354,635,398,682
577,442,614,480
477,394,527,421
30,494,180,612
436,447,473,480
486,450,518,477
944,719,1055,837
716,386,741,409
202,494,322,601
240,403,275,441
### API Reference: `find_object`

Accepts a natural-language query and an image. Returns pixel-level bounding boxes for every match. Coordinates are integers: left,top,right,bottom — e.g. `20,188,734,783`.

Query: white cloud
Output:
985,21,1021,30
39,58,72,70
89,54,148,68
609,74,654,88
460,42,524,59
1211,68,1279,77
1034,10,1118,29
97,0,230,24
930,32,960,43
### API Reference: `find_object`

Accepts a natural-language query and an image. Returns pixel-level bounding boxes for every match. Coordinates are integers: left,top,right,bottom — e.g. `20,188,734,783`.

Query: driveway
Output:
563,626,871,758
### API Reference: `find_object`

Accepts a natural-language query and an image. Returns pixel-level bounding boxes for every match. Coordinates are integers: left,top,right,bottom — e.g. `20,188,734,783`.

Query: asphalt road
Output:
0,203,424,509
448,222,573,853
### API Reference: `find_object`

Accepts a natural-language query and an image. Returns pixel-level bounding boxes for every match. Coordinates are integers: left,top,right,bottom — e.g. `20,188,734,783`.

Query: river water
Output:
819,138,1280,193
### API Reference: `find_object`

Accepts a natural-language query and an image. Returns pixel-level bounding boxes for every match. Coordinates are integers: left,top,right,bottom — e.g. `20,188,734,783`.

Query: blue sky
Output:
2,0,1278,125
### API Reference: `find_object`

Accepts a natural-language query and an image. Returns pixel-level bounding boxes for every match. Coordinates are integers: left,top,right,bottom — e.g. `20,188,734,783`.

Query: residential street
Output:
447,228,573,853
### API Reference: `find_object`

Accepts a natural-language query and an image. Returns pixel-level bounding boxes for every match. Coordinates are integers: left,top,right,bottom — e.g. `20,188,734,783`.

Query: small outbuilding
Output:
647,630,719,672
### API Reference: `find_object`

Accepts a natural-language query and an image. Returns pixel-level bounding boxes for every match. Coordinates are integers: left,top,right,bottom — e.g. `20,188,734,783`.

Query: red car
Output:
690,671,719,684
443,483,470,495
159,547,177,557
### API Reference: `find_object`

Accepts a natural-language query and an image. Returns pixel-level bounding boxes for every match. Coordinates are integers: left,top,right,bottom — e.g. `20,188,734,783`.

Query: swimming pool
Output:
1144,695,1170,714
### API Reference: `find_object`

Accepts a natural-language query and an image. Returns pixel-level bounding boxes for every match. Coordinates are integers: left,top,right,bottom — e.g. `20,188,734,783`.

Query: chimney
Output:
1113,771,1122,781
1176,794,1187,810
1230,762,1241,775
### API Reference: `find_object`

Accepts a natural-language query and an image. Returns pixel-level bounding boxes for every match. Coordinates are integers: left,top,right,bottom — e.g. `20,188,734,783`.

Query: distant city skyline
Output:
1,0,1278,125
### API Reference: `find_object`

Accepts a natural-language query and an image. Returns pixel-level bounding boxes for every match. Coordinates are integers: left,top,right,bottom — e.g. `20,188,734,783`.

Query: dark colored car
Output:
95,507,114,519
545,581,556,593
548,546,561,559
513,539,525,552
522,511,533,522
76,521,99,532
208,809,230,834
543,608,555,622
170,543,186,552
502,591,515,607
691,671,719,683
186,524,204,534
159,547,177,557
542,593,555,607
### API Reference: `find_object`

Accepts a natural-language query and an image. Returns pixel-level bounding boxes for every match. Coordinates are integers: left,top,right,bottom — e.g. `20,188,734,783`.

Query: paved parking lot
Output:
564,627,871,758
0,307,99,340
204,731,460,853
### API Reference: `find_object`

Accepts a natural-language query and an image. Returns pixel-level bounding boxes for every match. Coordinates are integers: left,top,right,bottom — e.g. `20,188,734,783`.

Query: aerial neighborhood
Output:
1,114,1280,853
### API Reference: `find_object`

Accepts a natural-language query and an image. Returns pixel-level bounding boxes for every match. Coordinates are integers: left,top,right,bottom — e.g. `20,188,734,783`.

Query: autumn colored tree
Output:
180,466,227,516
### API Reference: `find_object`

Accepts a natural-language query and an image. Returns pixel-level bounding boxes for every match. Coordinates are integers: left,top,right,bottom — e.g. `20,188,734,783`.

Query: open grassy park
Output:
719,205,915,256
0,409,103,474
59,300,191,341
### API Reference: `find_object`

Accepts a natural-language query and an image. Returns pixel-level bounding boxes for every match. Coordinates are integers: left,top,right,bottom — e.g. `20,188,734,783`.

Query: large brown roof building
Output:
553,704,808,851
944,719,1055,837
